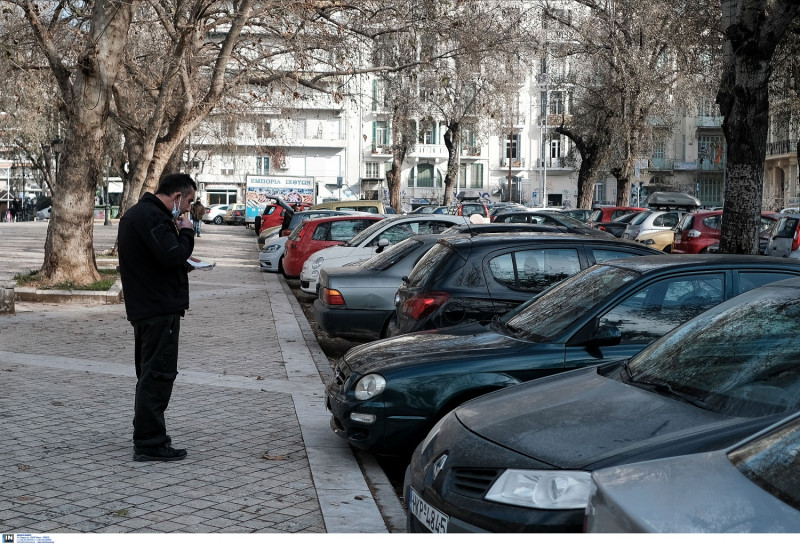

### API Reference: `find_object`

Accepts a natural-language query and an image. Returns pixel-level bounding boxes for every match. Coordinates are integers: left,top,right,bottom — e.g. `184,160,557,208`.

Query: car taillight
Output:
322,288,345,306
686,229,702,238
598,226,607,231
793,230,800,252
401,292,451,320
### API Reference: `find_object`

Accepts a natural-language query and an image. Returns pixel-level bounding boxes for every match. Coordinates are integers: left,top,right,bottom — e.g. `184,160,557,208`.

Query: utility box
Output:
0,282,15,314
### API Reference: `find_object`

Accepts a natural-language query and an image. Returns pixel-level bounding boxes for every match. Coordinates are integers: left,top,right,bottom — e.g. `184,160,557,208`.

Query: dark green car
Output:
325,254,800,456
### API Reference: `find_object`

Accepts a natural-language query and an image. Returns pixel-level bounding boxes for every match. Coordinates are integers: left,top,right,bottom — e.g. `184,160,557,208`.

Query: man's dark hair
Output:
155,173,197,196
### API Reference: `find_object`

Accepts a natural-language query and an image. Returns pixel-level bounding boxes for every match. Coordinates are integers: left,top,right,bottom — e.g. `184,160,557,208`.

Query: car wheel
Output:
663,245,672,253
213,216,224,225
278,258,285,275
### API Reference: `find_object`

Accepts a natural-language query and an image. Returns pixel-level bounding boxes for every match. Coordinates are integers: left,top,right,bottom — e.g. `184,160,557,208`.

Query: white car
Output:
299,214,469,295
37,206,52,220
259,232,288,272
202,204,230,225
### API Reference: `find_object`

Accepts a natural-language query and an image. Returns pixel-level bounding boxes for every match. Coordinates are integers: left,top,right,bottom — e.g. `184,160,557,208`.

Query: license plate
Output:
409,487,448,533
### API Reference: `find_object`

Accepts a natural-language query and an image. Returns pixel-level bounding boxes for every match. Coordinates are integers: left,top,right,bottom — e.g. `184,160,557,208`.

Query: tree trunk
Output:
716,0,800,254
34,1,138,285
442,122,459,206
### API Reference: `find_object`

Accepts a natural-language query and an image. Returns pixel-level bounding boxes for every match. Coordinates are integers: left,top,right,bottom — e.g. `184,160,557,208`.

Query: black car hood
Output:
455,368,742,469
343,322,531,374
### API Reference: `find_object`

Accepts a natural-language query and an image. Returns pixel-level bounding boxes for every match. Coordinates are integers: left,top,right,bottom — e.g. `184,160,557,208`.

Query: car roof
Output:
442,232,663,249
301,213,384,224
598,253,800,273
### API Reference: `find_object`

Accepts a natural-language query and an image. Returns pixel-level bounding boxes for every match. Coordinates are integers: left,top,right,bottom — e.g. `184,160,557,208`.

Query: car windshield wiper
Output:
623,364,710,410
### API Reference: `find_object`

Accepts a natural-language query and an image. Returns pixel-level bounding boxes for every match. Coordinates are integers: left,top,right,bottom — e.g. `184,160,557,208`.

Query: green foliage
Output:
13,268,119,291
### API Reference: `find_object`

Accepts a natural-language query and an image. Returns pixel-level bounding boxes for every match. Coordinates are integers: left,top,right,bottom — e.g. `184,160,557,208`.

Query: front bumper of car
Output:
405,411,584,533
300,260,319,294
259,250,283,272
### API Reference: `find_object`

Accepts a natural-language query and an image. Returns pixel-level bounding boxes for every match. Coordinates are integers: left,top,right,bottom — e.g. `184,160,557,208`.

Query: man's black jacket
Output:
118,193,195,322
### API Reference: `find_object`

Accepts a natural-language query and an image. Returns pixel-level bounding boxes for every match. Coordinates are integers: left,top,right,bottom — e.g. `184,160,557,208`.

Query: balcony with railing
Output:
538,114,573,127
367,143,392,157
501,157,526,169
767,139,796,157
462,146,482,158
409,144,449,160
695,115,723,127
649,158,674,171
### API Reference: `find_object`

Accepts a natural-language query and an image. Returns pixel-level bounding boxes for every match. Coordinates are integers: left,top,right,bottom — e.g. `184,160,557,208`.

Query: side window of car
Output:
738,271,799,293
502,248,580,292
312,223,331,241
591,249,649,263
329,220,369,241
419,221,455,235
660,213,679,228
379,223,417,244
488,253,515,287
599,273,725,344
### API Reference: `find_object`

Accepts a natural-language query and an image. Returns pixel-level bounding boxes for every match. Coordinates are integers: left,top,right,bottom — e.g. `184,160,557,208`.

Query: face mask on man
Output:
172,197,182,219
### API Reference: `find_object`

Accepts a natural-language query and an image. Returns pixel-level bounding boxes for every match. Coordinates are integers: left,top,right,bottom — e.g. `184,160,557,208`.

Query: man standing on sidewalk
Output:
118,173,196,462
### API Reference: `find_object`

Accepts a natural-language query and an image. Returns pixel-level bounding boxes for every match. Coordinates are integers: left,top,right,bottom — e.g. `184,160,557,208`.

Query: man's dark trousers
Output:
132,314,181,449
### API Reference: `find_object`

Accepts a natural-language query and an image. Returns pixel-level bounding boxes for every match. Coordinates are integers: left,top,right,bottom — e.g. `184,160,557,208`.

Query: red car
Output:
588,206,648,225
281,214,384,278
672,210,779,254
257,201,311,234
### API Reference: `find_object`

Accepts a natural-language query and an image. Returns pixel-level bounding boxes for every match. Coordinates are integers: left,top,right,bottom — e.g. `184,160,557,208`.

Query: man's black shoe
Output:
133,445,187,462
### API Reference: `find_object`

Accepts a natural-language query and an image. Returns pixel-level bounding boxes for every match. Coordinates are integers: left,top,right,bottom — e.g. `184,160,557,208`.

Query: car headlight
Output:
485,469,592,510
311,257,325,270
263,244,281,252
639,238,655,245
354,374,386,400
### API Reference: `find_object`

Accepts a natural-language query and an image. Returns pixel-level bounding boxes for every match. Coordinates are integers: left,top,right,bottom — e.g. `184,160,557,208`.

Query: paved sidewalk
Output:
0,221,401,533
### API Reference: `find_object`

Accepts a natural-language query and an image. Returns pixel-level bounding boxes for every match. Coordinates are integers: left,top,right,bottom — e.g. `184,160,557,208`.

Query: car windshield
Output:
729,414,800,510
344,217,390,246
627,288,800,417
616,212,641,224
405,241,457,288
502,265,640,342
552,214,586,228
774,217,800,239
360,238,426,271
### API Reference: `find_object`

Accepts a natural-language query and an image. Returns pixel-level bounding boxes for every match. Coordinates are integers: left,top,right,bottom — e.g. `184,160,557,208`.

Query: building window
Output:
697,175,723,207
421,122,435,144
549,91,563,115
470,163,484,188
256,121,272,139
417,164,435,188
550,139,561,159
256,156,271,174
374,121,389,148
653,136,666,160
505,134,521,160
698,135,724,164
221,168,235,176
365,162,380,178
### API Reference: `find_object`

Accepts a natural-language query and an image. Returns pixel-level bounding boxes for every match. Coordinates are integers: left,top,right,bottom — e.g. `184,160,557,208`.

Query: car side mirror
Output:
376,238,390,253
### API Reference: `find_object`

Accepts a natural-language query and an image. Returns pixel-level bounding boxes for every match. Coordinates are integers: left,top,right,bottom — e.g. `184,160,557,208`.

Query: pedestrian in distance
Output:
191,198,205,237
118,173,197,462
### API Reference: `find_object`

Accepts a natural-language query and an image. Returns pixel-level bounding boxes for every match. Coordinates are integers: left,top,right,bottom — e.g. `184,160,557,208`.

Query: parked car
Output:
409,205,448,215
392,233,663,336
592,211,643,238
404,275,800,532
585,411,800,533
299,214,469,295
202,204,230,225
588,206,648,225
223,203,247,225
765,214,800,258
256,198,310,234
621,209,687,241
314,234,444,341
330,254,800,460
635,228,675,252
672,210,779,254
257,209,359,249
36,206,52,221
560,208,593,223
313,225,574,341
310,199,396,214
281,214,384,278
448,200,490,218
493,210,613,237
488,203,527,220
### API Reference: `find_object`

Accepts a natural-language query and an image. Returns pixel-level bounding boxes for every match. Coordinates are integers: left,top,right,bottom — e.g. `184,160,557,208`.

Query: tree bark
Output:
442,122,460,206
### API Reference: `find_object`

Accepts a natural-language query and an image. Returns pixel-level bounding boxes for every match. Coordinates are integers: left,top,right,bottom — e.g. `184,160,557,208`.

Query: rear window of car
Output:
729,415,800,510
702,215,722,230
406,241,457,288
630,211,653,225
363,239,425,271
589,209,604,222
462,203,487,216
775,217,800,238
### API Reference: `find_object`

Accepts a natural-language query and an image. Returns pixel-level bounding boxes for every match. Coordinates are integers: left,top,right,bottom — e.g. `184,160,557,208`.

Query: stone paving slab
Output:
0,222,390,533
